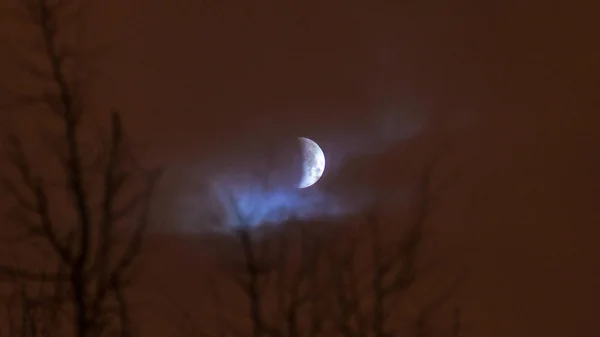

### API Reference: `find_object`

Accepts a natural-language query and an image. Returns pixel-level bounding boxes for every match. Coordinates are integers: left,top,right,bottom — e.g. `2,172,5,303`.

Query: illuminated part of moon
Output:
298,137,326,189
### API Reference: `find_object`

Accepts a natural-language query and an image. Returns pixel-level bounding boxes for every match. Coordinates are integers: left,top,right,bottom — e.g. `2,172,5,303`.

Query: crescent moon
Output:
298,137,326,189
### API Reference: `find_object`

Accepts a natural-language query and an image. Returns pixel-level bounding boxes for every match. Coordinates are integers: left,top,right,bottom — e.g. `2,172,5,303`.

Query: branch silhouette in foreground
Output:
0,1,162,336
229,221,324,337
198,189,325,337
323,151,463,337
177,142,465,337
1,262,66,337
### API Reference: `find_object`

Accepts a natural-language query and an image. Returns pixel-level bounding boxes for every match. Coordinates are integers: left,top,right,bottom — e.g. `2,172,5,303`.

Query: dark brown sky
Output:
1,0,600,336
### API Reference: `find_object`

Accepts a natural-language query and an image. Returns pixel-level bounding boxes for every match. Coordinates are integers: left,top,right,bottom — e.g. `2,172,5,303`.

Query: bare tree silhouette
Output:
1,261,65,337
169,140,465,337
0,1,161,336
323,153,463,337
194,193,325,337
227,221,325,337
323,208,420,337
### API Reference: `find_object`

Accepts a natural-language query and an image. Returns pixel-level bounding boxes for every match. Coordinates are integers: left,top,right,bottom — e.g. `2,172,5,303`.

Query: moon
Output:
298,137,326,189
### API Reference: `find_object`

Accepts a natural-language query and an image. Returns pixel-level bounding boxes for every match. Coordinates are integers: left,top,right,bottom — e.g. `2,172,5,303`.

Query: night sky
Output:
1,0,599,336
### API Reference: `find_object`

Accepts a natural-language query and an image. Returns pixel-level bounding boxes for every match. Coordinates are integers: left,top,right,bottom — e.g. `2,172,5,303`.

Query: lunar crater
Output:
298,137,325,188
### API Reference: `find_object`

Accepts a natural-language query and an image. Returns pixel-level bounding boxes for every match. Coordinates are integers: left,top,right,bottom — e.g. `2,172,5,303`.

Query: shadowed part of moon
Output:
298,137,325,188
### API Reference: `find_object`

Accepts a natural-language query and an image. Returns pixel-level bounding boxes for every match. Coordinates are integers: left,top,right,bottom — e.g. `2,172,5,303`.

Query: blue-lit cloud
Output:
165,106,427,234
209,173,358,228
204,114,423,230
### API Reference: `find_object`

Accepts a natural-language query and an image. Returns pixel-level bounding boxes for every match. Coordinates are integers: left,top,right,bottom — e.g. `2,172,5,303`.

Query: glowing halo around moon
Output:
297,137,326,189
